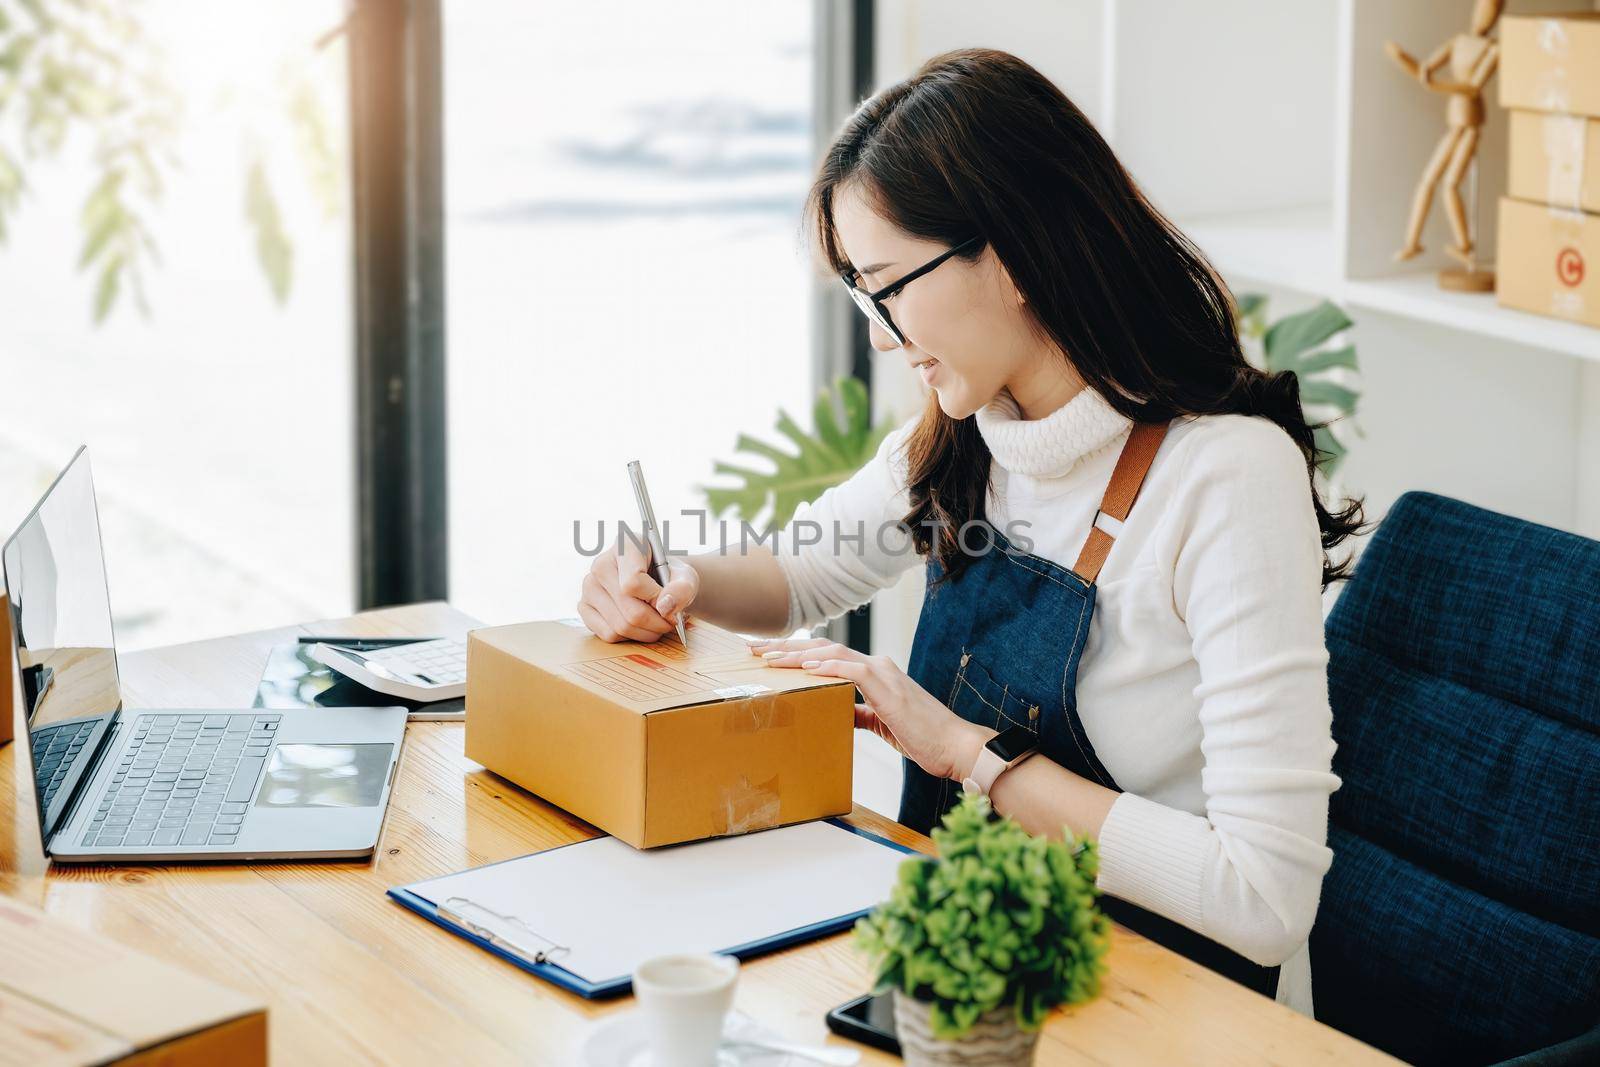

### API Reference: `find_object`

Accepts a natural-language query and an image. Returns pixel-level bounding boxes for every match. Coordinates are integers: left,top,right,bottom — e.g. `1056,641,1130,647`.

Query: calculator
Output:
309,638,469,702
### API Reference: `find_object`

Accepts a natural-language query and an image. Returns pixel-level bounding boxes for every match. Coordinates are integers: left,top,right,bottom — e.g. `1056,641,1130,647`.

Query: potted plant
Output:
854,794,1110,1066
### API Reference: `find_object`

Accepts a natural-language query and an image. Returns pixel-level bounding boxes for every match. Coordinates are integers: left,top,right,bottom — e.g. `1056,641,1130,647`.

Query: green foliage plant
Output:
703,375,892,532
854,794,1110,1040
1235,293,1363,476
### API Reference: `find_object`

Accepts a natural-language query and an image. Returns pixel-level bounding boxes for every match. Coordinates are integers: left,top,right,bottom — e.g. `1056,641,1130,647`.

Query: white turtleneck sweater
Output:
771,387,1339,1017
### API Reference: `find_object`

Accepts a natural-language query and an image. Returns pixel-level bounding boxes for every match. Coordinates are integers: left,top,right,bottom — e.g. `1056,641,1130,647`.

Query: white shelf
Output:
1341,274,1600,363
1179,205,1600,364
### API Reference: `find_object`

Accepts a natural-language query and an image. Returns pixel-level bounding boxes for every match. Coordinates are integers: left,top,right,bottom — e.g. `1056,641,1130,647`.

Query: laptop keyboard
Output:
34,719,98,812
80,713,280,849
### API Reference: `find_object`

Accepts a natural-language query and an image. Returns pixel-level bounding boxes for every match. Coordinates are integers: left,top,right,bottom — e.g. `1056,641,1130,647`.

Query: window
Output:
442,1,817,623
0,1,354,648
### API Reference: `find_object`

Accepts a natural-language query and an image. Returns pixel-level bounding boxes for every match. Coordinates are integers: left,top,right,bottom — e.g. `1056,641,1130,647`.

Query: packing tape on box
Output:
1541,113,1589,213
714,773,782,836
714,684,794,733
1536,19,1573,113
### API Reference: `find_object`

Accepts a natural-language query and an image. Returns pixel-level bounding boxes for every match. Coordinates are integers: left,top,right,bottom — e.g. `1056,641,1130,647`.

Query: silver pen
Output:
625,459,689,647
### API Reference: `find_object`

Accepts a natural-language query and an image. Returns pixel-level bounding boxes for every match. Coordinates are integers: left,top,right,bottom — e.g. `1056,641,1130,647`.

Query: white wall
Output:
1111,0,1338,219
875,0,1108,127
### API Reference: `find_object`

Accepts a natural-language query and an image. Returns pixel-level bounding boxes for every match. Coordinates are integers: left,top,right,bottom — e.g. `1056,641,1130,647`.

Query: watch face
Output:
986,724,1038,763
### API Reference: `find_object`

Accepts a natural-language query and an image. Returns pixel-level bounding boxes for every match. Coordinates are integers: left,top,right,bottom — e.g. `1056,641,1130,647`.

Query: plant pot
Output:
891,989,1041,1067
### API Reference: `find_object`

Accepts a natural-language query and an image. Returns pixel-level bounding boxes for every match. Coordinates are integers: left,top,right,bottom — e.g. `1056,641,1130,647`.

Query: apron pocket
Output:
951,651,1044,737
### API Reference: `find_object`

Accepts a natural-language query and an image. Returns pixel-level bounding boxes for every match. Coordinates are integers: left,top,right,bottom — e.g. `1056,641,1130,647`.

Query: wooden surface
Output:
0,602,1396,1066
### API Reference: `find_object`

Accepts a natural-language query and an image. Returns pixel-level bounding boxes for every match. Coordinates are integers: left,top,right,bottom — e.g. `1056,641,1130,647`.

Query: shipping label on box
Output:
465,620,855,849
1497,196,1599,327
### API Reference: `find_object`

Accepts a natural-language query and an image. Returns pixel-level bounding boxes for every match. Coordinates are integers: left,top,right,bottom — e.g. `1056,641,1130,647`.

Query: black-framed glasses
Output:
840,235,983,346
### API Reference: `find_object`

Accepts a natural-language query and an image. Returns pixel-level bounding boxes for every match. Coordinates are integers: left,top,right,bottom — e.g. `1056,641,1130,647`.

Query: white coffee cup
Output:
632,952,740,1067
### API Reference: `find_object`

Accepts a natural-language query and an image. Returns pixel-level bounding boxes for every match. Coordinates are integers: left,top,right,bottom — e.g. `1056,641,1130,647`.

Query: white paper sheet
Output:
405,820,911,982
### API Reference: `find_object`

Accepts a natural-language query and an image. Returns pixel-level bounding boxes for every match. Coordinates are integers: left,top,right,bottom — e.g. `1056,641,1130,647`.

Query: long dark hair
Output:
804,48,1364,589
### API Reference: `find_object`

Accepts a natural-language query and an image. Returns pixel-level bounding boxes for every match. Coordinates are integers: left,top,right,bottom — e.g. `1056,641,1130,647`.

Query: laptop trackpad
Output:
254,743,393,808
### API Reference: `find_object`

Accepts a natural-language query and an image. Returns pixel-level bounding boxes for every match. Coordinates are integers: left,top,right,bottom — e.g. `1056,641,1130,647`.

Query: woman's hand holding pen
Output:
749,638,992,783
578,538,699,644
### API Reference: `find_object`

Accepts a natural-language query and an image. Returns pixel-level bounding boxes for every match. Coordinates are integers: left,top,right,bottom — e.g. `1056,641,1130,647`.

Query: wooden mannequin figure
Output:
1385,0,1502,292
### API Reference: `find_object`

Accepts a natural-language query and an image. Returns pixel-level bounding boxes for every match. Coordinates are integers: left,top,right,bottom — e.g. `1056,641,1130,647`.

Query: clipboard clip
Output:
437,896,571,966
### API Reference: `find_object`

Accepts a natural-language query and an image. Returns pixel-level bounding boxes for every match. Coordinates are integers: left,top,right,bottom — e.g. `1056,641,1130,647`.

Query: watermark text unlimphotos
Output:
573,510,1035,559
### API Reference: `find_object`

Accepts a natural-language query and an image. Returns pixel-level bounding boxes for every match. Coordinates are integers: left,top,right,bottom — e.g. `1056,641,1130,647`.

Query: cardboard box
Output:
1502,13,1600,118
465,620,854,848
1,594,12,747
0,896,267,1066
1509,110,1600,214
1497,195,1600,326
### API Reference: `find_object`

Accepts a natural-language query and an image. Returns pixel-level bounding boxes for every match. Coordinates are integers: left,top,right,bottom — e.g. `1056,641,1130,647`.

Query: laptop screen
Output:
2,447,123,840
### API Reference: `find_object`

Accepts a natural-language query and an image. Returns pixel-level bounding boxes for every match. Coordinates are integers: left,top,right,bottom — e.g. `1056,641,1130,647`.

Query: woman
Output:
577,48,1361,1016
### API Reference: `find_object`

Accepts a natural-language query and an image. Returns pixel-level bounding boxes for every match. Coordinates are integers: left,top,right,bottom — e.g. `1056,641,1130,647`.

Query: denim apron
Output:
897,421,1281,998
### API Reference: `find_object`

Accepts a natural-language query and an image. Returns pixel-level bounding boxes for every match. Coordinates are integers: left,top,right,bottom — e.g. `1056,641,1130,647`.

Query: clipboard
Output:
387,818,918,999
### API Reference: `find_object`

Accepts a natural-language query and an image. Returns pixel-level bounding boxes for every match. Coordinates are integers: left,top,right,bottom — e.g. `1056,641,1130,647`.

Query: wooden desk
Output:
0,603,1394,1065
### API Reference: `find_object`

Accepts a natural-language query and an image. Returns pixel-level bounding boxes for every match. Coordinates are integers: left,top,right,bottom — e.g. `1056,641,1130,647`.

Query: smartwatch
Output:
961,724,1039,797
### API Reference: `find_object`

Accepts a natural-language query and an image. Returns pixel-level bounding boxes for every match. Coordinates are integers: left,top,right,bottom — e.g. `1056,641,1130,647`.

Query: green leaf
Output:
130,143,163,198
0,147,23,202
80,168,125,231
287,72,341,219
17,0,51,29
1313,425,1347,476
77,201,122,269
1233,291,1269,340
1262,300,1352,370
91,254,121,323
0,33,34,72
702,376,891,531
1299,379,1360,413
812,387,850,458
1245,299,1364,478
244,157,292,304
1288,343,1358,377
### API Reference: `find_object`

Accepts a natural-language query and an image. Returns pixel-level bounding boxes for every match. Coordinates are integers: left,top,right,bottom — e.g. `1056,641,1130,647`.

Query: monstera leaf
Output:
1238,294,1363,476
703,376,892,532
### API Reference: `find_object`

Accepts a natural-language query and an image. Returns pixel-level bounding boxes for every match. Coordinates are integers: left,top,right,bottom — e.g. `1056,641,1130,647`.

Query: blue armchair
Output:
1312,491,1600,1065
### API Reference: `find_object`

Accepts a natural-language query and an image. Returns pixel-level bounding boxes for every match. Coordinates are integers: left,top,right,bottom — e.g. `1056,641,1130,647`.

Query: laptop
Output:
3,447,408,862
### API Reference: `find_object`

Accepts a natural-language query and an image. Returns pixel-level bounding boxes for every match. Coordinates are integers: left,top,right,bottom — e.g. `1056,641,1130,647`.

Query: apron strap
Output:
1072,420,1171,583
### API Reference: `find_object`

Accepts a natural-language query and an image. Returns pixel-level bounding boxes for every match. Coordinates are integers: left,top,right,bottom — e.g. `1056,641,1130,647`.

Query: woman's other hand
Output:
749,637,990,781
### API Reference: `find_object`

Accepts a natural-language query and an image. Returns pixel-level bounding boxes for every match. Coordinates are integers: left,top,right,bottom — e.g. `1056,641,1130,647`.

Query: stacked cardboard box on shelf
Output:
1498,13,1600,327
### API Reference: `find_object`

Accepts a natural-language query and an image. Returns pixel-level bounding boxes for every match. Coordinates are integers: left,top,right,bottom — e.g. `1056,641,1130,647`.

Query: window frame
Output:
812,0,877,650
348,0,449,609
